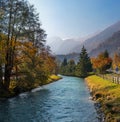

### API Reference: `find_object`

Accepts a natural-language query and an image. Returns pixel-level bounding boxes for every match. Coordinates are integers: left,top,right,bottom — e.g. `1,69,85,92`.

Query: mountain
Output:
56,39,81,54
47,21,120,58
56,30,120,62
47,37,84,54
56,53,80,63
46,37,64,54
90,31,120,57
47,34,95,54
73,21,120,53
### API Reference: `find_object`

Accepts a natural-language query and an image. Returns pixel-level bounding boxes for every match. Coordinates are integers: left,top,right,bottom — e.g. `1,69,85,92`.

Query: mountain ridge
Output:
47,21,120,58
73,21,120,53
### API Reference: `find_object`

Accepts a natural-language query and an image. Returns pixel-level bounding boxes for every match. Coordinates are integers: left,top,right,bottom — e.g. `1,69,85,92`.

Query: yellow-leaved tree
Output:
112,53,120,69
91,50,112,74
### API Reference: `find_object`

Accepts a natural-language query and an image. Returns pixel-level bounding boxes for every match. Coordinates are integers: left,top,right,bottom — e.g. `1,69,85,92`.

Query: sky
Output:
28,0,120,39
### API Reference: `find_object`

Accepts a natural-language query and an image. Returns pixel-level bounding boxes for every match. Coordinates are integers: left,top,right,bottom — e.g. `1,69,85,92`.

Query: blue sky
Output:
28,0,120,39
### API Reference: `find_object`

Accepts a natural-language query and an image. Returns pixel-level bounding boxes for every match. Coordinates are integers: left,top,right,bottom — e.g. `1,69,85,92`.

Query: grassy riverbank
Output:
0,75,61,98
47,74,62,83
85,75,120,122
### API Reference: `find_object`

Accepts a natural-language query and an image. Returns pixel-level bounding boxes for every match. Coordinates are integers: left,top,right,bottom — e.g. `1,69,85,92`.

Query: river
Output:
0,76,99,122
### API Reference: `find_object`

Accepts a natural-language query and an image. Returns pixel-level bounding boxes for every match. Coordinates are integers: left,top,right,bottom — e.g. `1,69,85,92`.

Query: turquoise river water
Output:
0,76,99,122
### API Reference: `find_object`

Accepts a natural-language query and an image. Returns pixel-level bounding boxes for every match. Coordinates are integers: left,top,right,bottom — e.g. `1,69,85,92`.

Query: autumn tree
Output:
40,46,58,76
0,0,46,90
0,33,6,89
112,53,120,69
13,42,46,88
91,50,112,74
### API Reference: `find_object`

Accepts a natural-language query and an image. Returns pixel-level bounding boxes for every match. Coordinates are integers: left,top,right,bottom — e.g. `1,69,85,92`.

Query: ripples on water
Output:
0,76,98,122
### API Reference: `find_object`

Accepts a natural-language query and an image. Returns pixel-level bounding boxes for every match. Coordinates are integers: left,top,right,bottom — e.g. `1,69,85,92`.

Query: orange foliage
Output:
112,53,120,69
91,52,112,73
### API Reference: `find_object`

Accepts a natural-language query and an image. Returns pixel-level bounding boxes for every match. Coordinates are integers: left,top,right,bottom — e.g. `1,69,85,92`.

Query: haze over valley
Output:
47,21,120,60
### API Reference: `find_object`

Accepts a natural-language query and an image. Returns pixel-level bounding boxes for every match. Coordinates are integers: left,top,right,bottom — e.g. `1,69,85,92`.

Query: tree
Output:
112,53,120,69
59,58,68,75
0,33,6,89
40,46,58,76
61,58,68,66
15,42,47,88
75,46,92,77
0,0,46,90
103,50,109,58
66,59,76,75
91,50,112,74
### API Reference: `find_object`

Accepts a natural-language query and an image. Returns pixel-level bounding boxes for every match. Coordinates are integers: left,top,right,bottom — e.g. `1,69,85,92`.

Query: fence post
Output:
119,77,120,84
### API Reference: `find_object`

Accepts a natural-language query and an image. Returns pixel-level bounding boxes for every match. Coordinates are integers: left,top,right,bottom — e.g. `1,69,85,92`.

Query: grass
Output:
47,74,62,83
85,75,120,122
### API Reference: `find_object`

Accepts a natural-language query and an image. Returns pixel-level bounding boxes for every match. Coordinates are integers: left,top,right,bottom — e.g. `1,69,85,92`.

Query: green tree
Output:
60,58,68,75
103,50,109,58
75,46,92,77
61,58,68,66
66,59,76,75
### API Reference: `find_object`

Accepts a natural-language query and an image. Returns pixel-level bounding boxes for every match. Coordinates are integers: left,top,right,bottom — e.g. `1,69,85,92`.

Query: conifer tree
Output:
60,58,68,74
76,46,92,77
61,58,67,66
66,59,76,75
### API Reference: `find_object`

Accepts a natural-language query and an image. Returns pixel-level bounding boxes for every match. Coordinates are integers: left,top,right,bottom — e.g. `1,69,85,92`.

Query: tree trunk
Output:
3,1,12,90
4,64,11,90
0,66,4,89
4,51,12,90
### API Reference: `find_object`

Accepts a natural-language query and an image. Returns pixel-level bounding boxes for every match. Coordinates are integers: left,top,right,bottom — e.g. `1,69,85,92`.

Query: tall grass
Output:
85,75,120,122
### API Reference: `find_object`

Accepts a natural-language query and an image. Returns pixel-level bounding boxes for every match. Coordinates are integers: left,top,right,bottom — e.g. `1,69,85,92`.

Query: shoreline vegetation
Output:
0,75,62,99
0,0,60,99
85,75,120,122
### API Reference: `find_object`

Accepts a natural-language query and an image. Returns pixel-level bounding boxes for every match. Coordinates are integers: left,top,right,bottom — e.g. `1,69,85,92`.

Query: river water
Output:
0,76,99,122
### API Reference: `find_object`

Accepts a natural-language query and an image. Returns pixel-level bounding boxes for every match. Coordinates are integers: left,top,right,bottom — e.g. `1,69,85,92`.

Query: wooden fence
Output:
97,74,120,84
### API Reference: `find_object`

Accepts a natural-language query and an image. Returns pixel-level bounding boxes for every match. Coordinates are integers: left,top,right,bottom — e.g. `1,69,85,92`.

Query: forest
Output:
0,0,58,97
59,46,120,78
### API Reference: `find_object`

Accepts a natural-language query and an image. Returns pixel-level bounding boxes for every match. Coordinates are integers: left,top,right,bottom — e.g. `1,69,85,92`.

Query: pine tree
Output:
66,59,76,75
75,46,92,77
60,58,68,75
103,50,109,58
61,58,67,66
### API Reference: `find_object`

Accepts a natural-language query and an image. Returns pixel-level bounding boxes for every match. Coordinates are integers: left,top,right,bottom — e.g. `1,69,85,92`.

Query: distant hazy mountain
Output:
46,37,64,54
47,37,84,54
56,53,80,63
73,21,120,53
90,31,120,57
47,35,93,54
56,30,120,62
56,39,80,54
47,21,120,57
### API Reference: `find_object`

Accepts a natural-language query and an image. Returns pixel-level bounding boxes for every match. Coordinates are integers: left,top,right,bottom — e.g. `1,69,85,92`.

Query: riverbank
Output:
46,74,62,84
85,75,120,122
0,75,62,99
